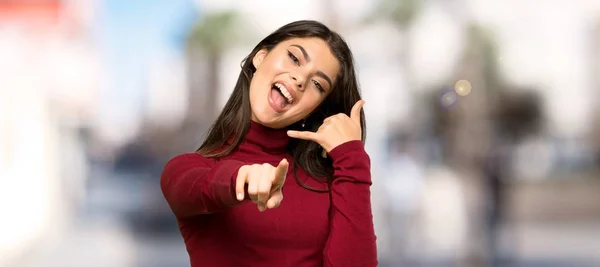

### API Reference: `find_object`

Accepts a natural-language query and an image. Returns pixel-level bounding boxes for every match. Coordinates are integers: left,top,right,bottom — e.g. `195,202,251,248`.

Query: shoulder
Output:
164,153,216,170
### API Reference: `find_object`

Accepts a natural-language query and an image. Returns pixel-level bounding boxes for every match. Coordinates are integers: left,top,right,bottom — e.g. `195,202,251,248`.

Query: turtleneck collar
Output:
235,120,290,155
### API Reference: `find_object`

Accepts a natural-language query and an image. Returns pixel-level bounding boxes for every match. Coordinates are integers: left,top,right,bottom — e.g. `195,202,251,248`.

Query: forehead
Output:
277,37,340,82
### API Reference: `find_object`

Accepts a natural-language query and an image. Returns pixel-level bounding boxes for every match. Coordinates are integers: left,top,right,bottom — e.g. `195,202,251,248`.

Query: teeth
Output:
274,83,293,103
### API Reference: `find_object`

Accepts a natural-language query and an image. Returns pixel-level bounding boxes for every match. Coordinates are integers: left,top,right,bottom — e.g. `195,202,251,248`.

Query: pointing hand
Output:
236,159,288,212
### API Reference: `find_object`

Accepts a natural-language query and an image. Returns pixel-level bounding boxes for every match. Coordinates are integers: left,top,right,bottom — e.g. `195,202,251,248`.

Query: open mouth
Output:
269,82,293,112
273,82,293,104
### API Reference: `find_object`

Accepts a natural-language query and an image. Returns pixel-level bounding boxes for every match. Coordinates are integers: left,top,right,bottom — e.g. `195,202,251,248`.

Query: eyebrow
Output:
290,44,334,88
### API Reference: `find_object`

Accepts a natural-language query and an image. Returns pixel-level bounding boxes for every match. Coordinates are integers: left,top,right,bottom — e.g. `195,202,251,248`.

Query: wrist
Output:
325,138,361,153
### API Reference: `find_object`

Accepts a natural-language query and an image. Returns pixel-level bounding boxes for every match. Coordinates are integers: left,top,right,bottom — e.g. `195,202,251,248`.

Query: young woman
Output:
160,20,377,267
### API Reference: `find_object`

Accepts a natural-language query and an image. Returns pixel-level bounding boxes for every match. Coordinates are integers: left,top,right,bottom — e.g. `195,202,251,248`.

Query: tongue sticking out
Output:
270,88,287,108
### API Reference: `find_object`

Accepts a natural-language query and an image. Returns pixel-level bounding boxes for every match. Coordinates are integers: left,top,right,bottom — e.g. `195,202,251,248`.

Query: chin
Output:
255,117,289,129
252,109,295,129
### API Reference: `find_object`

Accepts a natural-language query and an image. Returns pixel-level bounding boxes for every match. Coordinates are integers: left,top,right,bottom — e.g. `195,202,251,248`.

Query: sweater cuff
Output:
328,140,365,160
328,140,372,184
210,159,246,207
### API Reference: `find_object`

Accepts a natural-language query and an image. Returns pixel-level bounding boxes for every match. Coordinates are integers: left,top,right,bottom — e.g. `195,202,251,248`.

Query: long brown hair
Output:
196,20,366,192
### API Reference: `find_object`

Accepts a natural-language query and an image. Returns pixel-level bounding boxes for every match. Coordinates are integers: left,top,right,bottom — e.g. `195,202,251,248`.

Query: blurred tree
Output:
371,0,422,30
430,24,543,157
429,23,542,267
187,11,244,122
179,10,250,151
428,25,499,266
430,24,500,167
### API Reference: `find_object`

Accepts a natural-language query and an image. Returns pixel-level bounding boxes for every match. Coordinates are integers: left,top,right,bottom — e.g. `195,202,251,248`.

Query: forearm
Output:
323,141,378,267
160,153,246,217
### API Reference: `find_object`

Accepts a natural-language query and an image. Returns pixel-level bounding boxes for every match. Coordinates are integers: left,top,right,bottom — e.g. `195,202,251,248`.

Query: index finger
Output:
350,100,365,124
287,130,319,142
274,158,289,181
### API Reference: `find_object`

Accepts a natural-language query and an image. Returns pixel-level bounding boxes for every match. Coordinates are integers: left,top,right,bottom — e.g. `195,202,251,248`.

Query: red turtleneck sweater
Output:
160,121,377,267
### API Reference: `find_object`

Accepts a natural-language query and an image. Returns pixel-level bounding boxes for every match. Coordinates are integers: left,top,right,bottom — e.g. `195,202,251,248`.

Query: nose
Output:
290,72,305,91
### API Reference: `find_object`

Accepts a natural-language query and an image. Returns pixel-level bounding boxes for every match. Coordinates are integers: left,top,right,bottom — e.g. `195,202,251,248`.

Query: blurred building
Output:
0,1,64,264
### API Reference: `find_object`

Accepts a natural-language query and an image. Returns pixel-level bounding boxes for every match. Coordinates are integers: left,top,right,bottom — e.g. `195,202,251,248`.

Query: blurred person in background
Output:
160,20,377,267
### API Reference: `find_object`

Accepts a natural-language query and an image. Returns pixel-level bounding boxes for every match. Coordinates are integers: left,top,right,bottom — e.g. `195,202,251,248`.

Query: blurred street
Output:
8,162,188,267
12,217,186,267
9,212,600,267
6,163,600,267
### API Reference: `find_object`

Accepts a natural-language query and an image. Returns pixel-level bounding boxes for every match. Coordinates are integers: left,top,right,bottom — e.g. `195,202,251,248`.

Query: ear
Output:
252,49,268,70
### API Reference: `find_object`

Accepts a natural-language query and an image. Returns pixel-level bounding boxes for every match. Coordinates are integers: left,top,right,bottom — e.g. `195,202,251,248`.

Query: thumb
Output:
274,158,289,181
350,100,365,124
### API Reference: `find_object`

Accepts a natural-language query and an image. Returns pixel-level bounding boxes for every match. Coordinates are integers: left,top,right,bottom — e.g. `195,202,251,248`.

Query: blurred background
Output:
2,0,600,266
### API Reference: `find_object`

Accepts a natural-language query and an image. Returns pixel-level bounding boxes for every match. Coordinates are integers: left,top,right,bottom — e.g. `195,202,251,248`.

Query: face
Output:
249,37,341,129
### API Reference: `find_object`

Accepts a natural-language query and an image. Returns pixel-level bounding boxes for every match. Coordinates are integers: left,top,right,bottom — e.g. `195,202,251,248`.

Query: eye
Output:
287,51,300,65
312,80,325,93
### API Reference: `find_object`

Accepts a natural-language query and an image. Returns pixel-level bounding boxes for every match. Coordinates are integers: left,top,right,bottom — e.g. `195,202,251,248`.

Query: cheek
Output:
271,59,289,72
261,56,288,73
252,60,288,89
248,80,268,110
249,73,271,95
248,81,261,100
298,93,325,114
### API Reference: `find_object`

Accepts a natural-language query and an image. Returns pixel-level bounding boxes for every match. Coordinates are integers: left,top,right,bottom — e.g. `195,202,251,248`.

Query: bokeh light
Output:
439,89,459,109
454,79,472,96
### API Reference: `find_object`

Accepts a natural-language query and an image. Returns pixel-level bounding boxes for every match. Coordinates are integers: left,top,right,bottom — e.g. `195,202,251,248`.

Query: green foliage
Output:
370,0,423,29
188,10,244,53
462,24,501,90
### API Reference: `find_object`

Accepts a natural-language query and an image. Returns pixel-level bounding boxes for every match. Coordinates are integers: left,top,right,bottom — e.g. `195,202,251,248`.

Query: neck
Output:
237,120,290,155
